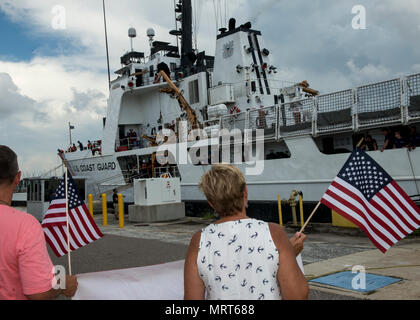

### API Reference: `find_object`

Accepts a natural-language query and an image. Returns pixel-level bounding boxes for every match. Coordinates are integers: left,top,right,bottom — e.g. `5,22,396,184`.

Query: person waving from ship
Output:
184,164,308,300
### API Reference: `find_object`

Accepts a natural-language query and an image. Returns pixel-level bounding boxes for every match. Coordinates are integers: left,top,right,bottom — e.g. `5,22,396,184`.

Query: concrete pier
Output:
128,202,186,223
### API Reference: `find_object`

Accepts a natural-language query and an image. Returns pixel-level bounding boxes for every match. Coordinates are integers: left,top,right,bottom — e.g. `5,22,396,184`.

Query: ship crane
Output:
156,70,200,130
140,135,159,178
297,80,319,97
141,134,158,147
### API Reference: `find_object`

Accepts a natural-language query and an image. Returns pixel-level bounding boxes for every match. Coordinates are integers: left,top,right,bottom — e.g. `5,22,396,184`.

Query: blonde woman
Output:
184,164,308,300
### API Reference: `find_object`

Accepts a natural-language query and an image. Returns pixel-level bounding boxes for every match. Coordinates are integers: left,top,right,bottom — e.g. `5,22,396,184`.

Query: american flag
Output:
321,148,420,253
41,172,103,257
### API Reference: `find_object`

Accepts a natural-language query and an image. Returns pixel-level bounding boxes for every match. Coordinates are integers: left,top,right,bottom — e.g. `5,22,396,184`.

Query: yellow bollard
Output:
118,194,124,229
277,194,283,227
88,194,93,218
102,194,107,226
299,194,304,228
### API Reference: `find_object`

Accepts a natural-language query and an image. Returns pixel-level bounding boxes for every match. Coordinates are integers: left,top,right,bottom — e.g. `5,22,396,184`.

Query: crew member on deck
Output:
380,128,394,152
360,134,378,151
78,141,84,151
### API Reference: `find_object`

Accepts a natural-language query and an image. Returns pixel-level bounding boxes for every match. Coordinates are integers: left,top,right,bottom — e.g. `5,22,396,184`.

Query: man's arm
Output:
184,231,205,300
18,215,78,300
26,276,78,300
269,223,309,300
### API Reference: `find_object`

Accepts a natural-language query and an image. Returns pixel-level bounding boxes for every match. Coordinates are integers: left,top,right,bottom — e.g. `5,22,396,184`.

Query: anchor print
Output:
228,235,237,245
250,232,258,239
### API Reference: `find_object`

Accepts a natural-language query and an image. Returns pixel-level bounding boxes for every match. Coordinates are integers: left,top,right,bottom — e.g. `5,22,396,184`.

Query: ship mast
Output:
180,0,193,71
171,0,194,73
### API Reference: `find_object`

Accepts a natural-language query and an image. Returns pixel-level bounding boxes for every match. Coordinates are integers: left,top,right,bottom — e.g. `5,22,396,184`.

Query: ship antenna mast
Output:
102,0,111,91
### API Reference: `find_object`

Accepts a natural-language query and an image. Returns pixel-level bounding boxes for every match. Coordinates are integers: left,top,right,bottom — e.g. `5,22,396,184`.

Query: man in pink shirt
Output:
0,145,78,300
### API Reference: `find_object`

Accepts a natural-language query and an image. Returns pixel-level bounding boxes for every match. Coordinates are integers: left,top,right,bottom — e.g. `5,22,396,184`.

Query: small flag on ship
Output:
41,171,103,257
321,148,420,253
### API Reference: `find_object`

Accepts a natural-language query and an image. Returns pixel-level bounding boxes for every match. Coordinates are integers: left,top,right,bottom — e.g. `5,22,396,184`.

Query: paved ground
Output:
49,213,399,300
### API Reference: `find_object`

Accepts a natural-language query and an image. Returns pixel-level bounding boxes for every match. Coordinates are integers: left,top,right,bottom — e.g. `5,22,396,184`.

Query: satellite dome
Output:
147,28,155,38
128,27,137,38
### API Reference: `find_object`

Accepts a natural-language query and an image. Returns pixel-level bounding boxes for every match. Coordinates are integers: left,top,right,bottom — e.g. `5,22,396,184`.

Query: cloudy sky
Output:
0,0,419,175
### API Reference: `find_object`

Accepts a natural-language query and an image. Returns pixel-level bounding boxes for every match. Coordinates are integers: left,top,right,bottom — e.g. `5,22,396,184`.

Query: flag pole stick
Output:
356,137,365,148
299,138,365,233
65,168,72,276
299,201,321,233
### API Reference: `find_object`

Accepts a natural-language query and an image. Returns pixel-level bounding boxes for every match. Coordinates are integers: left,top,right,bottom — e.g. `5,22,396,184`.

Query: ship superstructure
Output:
63,0,420,219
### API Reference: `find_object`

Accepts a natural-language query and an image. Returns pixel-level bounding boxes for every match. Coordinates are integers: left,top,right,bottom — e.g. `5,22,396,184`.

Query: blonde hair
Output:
199,164,246,217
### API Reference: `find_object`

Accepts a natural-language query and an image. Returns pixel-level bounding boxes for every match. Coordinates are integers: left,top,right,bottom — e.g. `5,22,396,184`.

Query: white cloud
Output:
346,59,391,84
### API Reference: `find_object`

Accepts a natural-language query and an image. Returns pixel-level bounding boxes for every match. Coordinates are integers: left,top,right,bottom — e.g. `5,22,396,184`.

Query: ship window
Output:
189,79,200,105
170,63,177,72
149,65,154,77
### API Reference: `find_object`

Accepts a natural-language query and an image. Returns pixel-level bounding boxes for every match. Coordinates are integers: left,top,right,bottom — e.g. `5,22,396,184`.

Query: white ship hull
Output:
65,136,420,205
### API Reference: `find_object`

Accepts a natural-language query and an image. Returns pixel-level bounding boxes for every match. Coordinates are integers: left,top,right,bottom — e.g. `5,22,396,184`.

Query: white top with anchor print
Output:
197,218,281,300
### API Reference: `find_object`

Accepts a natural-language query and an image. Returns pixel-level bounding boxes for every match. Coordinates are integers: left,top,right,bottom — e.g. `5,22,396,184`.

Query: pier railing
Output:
213,73,420,140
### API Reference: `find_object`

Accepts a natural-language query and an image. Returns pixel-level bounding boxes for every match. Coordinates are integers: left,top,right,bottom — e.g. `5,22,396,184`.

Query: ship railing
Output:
248,105,278,141
277,73,420,138
154,166,181,179
220,111,248,132
211,73,420,140
406,73,420,122
315,89,354,134
278,98,315,138
355,77,403,130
